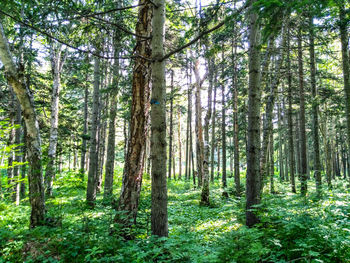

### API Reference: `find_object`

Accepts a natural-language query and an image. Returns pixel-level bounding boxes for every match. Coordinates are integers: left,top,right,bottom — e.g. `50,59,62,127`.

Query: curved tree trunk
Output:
0,22,45,228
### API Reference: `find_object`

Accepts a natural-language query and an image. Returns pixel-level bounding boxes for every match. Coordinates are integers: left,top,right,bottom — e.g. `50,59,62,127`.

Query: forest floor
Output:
1,170,350,263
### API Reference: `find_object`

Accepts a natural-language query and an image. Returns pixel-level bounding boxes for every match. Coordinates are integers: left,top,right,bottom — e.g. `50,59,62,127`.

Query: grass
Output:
0,169,350,262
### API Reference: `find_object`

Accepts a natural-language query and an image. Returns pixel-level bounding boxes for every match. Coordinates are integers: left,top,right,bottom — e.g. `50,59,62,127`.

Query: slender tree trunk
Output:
0,22,45,227
20,124,27,199
45,44,65,197
177,108,182,179
168,71,174,180
104,48,120,200
86,56,100,207
277,97,284,181
80,83,89,177
269,131,275,193
245,0,262,227
201,58,213,205
233,47,240,195
211,69,217,183
194,60,206,188
339,3,350,178
7,94,15,199
150,0,168,237
221,49,227,189
287,26,296,193
116,0,152,228
297,25,308,194
309,15,322,195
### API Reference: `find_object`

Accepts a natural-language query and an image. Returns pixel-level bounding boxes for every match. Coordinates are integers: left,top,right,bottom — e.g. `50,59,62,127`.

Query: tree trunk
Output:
210,73,217,183
297,25,308,194
7,94,15,199
86,56,100,207
309,15,322,195
277,97,284,181
221,49,227,189
80,83,89,177
287,26,296,193
194,60,206,188
269,131,275,194
168,71,174,180
104,49,120,200
150,0,168,237
0,22,45,228
116,0,152,229
45,44,65,197
245,0,262,227
20,124,27,199
177,108,182,179
13,98,22,205
339,3,350,181
201,58,213,205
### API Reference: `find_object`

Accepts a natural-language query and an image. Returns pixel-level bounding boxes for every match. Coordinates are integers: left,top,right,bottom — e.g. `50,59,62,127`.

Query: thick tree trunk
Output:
168,71,174,180
86,56,100,207
116,0,152,228
45,44,65,197
0,22,45,228
150,0,168,237
309,16,322,195
245,0,262,227
297,25,308,194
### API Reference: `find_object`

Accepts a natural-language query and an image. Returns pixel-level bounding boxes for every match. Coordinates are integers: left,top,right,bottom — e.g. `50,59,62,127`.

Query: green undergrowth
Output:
0,170,349,262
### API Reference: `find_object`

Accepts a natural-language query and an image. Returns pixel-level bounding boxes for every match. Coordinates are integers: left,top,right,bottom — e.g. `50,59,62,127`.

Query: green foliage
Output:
0,173,349,262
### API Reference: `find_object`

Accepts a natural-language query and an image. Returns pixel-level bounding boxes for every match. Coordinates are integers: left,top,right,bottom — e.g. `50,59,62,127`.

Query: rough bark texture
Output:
309,16,322,195
297,25,308,194
0,22,45,228
245,0,262,227
86,56,100,207
117,0,152,227
45,44,65,197
150,0,168,237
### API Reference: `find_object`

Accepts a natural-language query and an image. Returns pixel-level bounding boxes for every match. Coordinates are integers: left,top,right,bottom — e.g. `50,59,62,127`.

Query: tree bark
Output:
86,56,100,207
309,15,321,195
0,22,45,228
80,81,89,177
45,43,65,197
339,3,350,182
168,71,174,180
221,48,227,189
287,26,296,193
116,0,152,228
104,48,120,200
150,0,168,237
297,25,308,194
245,0,262,227
210,69,217,183
177,108,182,179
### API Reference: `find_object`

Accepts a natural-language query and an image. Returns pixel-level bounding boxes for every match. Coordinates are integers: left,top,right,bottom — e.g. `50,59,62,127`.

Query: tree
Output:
0,21,45,227
245,0,262,227
150,0,168,237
